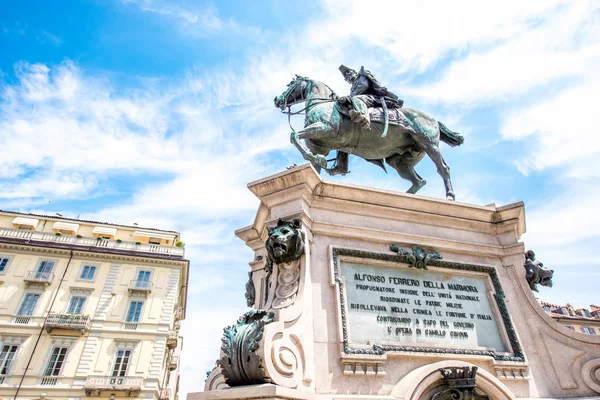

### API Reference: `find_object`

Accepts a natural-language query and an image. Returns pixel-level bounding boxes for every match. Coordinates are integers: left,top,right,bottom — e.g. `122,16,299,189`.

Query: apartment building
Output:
541,301,600,335
0,210,189,399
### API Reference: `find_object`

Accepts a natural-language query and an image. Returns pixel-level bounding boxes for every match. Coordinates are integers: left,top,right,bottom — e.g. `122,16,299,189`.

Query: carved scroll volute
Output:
258,217,314,389
217,218,314,389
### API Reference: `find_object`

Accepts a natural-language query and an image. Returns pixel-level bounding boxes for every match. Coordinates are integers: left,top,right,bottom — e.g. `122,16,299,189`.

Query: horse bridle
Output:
280,77,337,131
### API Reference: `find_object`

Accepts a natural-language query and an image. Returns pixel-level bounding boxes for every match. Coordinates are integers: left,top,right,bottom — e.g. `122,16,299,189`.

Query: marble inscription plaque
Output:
341,261,507,352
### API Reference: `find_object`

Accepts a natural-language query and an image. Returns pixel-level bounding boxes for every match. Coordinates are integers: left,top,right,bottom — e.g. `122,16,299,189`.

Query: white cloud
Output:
122,0,264,38
406,1,599,104
315,0,569,73
37,30,63,46
523,181,600,249
501,76,600,176
178,306,247,395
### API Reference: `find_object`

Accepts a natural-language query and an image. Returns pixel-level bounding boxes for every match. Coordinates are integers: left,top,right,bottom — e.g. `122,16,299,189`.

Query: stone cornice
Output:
0,239,189,267
240,164,526,248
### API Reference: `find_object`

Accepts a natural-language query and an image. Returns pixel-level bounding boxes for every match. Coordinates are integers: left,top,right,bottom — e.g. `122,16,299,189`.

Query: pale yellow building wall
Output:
0,211,187,400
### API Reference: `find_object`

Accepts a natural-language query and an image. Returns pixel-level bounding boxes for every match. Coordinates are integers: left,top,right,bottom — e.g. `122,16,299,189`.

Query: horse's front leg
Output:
290,122,335,169
290,132,327,169
297,122,337,140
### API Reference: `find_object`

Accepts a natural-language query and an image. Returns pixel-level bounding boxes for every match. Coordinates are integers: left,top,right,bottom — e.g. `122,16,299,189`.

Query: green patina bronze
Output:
274,70,464,200
219,309,274,386
390,244,442,270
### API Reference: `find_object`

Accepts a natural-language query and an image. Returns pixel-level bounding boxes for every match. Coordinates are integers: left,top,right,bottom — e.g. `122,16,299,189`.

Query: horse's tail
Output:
438,121,464,147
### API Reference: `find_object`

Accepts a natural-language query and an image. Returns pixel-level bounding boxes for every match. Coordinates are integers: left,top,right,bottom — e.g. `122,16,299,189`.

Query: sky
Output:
1,0,599,396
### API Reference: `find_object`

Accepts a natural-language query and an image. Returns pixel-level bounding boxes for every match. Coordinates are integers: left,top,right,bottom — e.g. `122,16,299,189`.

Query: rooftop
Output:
0,209,179,234
540,301,600,321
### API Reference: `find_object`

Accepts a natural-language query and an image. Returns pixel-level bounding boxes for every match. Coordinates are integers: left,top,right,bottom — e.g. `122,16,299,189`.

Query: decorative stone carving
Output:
264,218,305,307
581,358,600,393
245,271,255,307
524,250,553,292
390,244,442,270
266,219,305,265
272,258,301,309
432,366,490,400
219,310,275,386
213,218,308,389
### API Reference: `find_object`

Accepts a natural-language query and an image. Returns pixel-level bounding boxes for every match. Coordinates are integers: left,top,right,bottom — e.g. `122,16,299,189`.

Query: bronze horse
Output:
274,75,464,200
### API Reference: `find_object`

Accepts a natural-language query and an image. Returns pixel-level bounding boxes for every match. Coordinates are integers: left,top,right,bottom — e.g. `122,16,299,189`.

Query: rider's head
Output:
339,65,357,83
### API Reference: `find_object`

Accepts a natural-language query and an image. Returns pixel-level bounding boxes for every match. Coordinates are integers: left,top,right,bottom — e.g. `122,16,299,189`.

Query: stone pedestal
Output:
191,164,600,400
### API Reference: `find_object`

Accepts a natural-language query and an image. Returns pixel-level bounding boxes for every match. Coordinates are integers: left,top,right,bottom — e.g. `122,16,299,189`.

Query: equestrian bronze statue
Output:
274,68,464,200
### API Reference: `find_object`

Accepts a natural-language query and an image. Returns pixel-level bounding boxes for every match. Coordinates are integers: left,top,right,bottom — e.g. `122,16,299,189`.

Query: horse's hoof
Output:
407,180,426,194
446,193,456,201
312,155,327,169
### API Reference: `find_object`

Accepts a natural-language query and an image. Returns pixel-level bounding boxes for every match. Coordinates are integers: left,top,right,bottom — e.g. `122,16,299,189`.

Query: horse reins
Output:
279,78,337,132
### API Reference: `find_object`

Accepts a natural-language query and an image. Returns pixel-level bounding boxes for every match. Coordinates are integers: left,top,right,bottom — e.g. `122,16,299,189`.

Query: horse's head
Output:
274,75,311,110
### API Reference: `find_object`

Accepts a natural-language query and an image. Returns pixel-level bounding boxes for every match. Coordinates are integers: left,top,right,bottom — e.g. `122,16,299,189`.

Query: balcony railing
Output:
128,280,153,294
168,355,179,371
45,313,91,334
24,271,54,285
14,316,31,324
166,331,178,349
84,375,143,396
160,388,172,400
0,227,184,257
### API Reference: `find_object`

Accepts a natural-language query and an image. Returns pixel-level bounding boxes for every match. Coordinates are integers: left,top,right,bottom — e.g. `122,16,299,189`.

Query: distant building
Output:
540,301,600,335
0,210,188,399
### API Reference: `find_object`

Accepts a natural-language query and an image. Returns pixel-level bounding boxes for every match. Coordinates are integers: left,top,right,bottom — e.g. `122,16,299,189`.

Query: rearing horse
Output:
274,75,464,200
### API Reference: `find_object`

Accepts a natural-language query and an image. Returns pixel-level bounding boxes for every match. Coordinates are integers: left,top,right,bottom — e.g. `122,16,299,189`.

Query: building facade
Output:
0,210,189,399
541,301,600,335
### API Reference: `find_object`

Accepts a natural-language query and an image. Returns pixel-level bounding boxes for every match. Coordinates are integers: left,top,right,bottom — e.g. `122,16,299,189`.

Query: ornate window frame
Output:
0,255,14,275
0,335,28,377
40,337,76,378
77,262,100,282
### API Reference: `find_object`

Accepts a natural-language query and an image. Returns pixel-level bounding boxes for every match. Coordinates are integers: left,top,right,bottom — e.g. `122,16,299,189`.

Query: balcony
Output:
128,280,153,295
0,227,184,257
160,388,172,400
167,331,178,349
168,355,179,371
45,313,91,334
84,375,143,396
23,271,54,285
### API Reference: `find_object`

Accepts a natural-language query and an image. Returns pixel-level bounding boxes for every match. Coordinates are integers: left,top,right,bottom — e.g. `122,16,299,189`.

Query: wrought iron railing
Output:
45,313,91,333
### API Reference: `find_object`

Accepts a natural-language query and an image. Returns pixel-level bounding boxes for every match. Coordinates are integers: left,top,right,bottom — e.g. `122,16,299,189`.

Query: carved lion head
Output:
266,219,305,264
539,268,554,288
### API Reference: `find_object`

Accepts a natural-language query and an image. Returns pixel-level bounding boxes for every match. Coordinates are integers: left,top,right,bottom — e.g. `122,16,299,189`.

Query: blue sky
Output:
1,0,599,396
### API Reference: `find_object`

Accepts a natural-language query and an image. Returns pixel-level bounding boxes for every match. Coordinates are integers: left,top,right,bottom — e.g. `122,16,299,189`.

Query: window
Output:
135,270,151,289
35,260,55,279
79,265,97,281
149,237,161,245
566,325,575,330
112,349,131,377
43,347,68,376
0,344,18,375
126,301,143,322
66,296,86,315
0,256,11,274
582,327,597,335
543,306,550,313
17,293,40,316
